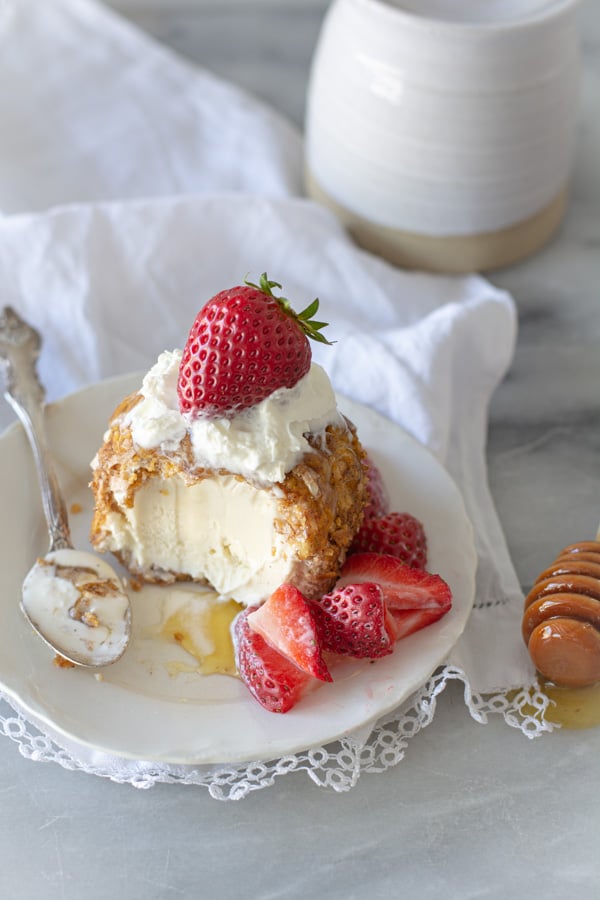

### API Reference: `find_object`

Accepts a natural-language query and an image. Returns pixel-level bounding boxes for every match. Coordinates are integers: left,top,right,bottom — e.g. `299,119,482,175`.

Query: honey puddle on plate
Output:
160,593,243,676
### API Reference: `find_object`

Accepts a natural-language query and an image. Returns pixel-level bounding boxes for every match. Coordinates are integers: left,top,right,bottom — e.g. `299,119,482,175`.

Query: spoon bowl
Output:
22,549,131,667
0,306,132,667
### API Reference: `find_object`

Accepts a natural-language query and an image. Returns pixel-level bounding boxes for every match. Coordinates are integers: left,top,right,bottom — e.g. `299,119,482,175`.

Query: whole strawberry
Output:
178,273,331,418
352,512,428,569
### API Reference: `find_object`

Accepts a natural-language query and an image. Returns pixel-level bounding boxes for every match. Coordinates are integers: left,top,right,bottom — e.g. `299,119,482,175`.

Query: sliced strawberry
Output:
362,454,389,521
233,609,317,713
339,552,409,592
339,552,449,607
338,552,452,640
352,512,427,569
247,584,332,682
312,582,396,659
389,608,451,641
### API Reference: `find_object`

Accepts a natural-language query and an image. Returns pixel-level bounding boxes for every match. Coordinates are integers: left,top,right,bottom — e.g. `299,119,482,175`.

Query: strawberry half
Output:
362,454,389,521
312,582,396,659
247,584,332,682
233,609,318,713
338,552,452,640
352,512,428,569
178,273,331,418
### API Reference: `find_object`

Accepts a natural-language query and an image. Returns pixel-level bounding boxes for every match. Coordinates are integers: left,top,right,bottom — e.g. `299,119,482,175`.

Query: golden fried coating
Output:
90,393,367,600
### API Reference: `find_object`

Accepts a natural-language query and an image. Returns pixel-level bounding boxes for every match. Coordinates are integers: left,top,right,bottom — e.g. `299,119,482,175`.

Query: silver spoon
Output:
0,306,131,667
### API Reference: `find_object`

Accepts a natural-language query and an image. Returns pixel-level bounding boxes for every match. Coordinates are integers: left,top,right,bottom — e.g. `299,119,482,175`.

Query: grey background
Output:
1,2,599,898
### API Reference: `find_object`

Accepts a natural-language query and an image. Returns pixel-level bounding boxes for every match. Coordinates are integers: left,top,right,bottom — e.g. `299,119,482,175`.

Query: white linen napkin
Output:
0,0,553,795
0,0,302,213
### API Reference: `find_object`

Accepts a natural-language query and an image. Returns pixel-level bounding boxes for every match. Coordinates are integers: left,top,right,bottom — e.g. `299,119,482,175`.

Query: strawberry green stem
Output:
245,273,333,345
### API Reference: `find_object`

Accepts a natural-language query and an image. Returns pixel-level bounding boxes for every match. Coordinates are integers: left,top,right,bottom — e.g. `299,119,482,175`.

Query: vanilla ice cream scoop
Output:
90,349,368,606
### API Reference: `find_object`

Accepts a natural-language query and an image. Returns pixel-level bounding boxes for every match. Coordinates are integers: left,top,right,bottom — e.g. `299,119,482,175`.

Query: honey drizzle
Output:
160,598,242,676
540,677,600,730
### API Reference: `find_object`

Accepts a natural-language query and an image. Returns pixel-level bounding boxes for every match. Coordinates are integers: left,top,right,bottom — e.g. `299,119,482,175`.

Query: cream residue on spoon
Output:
21,548,130,666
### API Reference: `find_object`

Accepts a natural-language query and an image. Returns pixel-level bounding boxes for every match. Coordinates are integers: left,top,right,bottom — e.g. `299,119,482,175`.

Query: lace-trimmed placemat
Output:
0,668,553,801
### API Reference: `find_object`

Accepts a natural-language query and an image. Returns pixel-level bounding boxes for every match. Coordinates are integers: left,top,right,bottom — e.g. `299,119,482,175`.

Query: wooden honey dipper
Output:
523,541,600,688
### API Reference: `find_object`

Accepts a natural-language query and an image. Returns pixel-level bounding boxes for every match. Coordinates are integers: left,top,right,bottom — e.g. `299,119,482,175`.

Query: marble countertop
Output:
1,2,599,899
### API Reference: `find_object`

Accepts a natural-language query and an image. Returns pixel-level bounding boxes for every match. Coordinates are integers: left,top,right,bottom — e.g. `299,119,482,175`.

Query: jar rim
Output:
352,0,581,36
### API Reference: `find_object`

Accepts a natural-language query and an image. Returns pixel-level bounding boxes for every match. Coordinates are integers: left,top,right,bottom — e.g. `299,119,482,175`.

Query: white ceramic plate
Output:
0,374,476,764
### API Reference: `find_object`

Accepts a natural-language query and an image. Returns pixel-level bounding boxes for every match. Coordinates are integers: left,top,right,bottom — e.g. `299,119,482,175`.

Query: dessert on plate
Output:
90,275,367,606
89,274,453,712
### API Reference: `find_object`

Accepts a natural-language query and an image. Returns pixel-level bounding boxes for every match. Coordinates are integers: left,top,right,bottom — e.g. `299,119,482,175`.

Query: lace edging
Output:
0,667,556,801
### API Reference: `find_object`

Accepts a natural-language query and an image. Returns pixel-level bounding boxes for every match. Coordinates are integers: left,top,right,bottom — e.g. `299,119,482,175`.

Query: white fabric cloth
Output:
0,0,553,797
0,0,302,212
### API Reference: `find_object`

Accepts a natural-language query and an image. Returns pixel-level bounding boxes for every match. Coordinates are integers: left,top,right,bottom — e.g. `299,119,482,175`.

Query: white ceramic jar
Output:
305,0,581,272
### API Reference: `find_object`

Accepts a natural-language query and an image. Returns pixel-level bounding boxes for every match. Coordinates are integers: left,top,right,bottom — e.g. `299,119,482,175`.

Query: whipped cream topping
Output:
123,350,343,484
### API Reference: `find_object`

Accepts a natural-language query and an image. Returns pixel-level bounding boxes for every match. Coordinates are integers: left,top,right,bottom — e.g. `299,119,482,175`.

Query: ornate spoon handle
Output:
0,307,71,551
